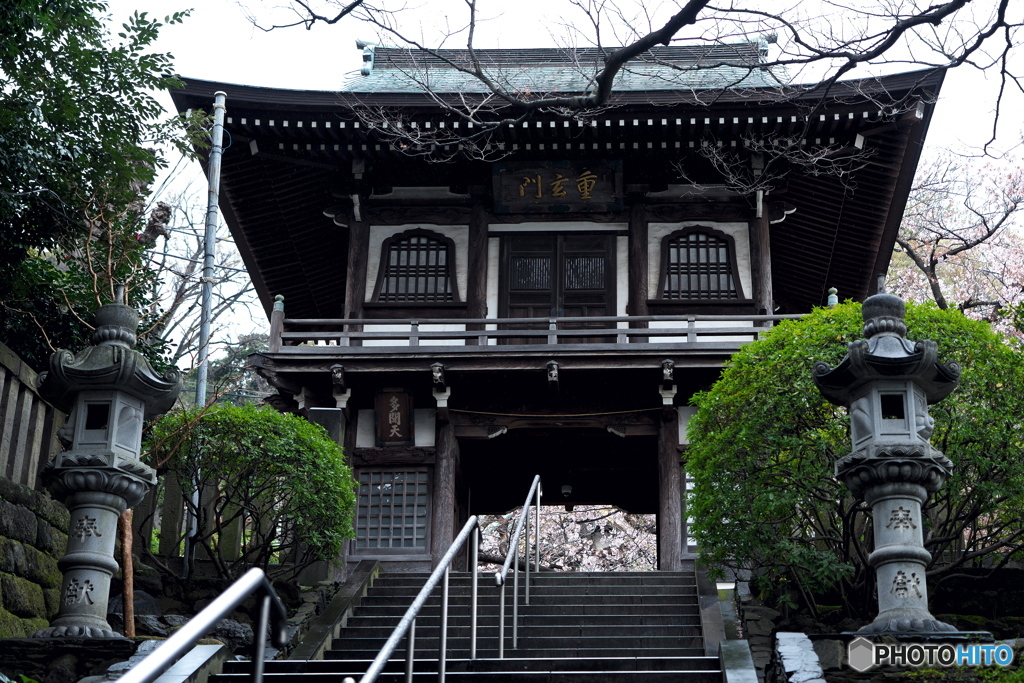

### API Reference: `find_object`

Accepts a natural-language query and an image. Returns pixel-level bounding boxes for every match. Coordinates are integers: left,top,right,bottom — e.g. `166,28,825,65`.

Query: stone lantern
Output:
813,293,959,634
32,294,181,638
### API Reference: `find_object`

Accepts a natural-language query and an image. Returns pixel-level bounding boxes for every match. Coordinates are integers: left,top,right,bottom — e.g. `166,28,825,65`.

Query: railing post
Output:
439,566,449,683
524,501,530,606
534,483,541,573
548,318,557,345
410,320,420,346
470,527,479,660
268,295,284,352
252,593,270,683
512,546,519,650
498,581,505,659
406,619,415,683
687,316,696,344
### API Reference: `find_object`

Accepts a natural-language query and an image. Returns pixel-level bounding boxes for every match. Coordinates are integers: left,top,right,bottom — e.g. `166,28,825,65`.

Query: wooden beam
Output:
658,409,682,571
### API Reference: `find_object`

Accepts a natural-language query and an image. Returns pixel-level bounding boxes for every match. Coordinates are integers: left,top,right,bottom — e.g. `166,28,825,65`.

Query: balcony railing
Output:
268,313,803,352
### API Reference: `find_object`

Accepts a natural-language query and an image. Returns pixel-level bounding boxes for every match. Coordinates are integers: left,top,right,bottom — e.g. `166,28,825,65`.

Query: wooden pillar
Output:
158,472,184,557
628,202,649,317
749,214,773,316
345,219,370,321
432,421,458,568
658,409,682,571
467,205,488,318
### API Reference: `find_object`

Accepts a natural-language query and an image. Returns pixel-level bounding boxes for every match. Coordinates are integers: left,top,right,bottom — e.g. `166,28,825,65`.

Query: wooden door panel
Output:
501,233,615,344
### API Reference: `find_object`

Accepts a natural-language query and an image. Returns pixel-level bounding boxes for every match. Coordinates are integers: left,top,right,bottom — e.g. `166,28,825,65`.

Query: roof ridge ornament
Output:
356,39,377,76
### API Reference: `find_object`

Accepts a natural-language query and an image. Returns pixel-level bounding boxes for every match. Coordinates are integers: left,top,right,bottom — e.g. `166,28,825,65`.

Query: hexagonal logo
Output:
848,637,876,672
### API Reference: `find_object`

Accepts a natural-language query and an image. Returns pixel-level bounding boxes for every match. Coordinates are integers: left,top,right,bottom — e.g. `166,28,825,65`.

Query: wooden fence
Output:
0,341,65,490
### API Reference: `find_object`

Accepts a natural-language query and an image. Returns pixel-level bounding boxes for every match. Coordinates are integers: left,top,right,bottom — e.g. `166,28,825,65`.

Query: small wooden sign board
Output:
376,390,414,446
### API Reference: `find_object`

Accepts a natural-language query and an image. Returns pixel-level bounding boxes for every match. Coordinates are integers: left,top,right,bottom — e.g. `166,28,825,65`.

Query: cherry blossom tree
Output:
888,151,1024,337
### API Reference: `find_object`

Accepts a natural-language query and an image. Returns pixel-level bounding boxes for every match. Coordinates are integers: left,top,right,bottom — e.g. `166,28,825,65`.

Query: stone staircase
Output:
214,565,724,682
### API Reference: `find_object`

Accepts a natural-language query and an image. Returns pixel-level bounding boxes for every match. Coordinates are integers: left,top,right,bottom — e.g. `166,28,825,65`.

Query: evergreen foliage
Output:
687,302,1024,617
147,404,357,579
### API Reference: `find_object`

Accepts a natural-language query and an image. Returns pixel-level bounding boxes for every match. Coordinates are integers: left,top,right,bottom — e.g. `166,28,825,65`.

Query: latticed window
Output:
661,228,743,300
355,469,430,551
374,230,458,303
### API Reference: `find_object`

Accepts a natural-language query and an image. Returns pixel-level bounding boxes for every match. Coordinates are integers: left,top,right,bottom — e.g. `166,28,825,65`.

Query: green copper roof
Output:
340,43,785,94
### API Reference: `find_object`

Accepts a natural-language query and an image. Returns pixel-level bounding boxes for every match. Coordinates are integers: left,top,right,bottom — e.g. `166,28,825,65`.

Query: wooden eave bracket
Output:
659,384,678,422
433,386,451,423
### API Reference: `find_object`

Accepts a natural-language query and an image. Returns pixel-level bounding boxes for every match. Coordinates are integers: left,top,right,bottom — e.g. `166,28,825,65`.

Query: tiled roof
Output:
340,43,785,94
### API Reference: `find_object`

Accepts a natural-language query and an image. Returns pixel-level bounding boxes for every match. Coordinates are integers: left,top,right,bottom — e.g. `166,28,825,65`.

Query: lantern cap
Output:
813,294,960,406
37,300,182,416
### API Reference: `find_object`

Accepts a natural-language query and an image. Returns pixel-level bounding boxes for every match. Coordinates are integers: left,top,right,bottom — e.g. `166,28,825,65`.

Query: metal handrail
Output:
119,567,289,683
352,516,481,683
494,474,542,658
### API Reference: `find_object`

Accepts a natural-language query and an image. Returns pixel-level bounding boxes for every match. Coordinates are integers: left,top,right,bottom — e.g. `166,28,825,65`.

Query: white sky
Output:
107,0,1023,154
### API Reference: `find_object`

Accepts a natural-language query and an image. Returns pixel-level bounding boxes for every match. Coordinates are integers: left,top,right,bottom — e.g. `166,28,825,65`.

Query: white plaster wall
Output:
490,222,627,232
648,318,757,344
413,409,435,447
359,323,468,347
677,405,698,445
365,224,469,302
356,409,375,448
616,235,628,320
647,222,752,300
486,237,500,345
357,408,436,446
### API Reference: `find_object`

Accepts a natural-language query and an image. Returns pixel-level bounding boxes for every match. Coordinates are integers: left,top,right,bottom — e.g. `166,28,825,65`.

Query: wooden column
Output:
750,214,773,316
467,205,488,318
344,218,370,321
658,409,682,571
628,202,649,317
431,421,458,568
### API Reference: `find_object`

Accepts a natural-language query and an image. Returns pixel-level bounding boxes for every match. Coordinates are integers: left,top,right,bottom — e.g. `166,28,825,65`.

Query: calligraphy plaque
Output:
376,390,414,446
493,160,623,213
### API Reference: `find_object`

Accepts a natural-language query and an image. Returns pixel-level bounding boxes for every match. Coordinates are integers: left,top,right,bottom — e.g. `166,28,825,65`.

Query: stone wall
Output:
0,476,68,637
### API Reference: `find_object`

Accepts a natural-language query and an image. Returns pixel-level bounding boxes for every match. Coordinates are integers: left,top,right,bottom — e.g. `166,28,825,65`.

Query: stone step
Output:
347,614,703,628
374,574,697,588
224,656,721,675
359,593,697,607
217,669,721,683
336,624,704,640
322,646,709,660
354,603,699,618
326,634,705,654
367,585,698,598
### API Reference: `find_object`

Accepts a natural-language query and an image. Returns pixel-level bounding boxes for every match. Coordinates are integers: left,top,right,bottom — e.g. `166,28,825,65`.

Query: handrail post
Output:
405,619,415,683
534,483,541,573
524,501,530,606
410,320,420,346
470,528,479,660
548,318,557,344
498,581,505,659
512,546,519,650
252,594,270,683
439,566,449,683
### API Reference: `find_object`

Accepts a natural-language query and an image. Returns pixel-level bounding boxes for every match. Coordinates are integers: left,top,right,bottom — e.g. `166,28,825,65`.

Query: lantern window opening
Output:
85,403,111,431
880,393,906,421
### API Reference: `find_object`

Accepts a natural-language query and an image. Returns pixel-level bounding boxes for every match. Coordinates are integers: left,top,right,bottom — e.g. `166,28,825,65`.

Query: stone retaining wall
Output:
0,476,68,637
